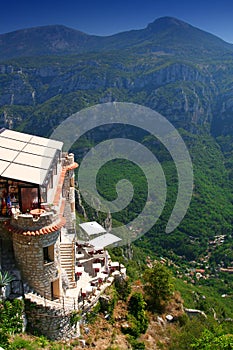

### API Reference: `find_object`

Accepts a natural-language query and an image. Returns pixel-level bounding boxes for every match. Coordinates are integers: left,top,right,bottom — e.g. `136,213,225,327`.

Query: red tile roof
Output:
5,217,66,236
66,162,79,171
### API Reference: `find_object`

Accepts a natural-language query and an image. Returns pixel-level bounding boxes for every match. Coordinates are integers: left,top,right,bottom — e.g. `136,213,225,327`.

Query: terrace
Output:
0,128,63,222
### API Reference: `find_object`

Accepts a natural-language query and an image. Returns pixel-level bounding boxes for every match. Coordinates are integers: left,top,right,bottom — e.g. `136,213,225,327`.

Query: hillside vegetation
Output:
0,16,233,348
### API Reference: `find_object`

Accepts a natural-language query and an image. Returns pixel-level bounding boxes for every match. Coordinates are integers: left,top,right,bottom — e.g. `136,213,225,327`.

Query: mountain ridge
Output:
0,14,233,291
1,16,233,60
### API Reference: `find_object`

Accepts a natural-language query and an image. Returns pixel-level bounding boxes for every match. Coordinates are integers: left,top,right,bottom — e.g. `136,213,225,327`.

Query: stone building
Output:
0,128,82,339
0,128,125,341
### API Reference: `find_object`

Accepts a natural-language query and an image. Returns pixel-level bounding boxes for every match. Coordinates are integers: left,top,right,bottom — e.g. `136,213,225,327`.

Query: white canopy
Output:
79,221,106,237
89,233,122,249
0,129,63,185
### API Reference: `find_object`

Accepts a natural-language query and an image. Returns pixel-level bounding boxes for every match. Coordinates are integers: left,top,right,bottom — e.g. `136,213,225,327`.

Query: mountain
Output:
1,16,233,263
0,25,96,60
1,17,233,61
1,17,233,348
1,17,233,137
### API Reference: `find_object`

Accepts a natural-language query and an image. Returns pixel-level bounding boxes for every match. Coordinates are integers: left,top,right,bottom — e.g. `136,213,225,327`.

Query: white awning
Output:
2,163,48,185
0,129,63,185
89,233,122,249
79,221,106,236
0,160,10,174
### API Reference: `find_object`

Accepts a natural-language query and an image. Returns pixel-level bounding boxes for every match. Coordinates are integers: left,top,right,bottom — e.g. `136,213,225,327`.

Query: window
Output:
19,186,39,213
43,244,54,264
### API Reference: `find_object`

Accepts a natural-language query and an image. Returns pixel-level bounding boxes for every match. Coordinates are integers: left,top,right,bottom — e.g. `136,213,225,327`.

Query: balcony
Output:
10,209,58,231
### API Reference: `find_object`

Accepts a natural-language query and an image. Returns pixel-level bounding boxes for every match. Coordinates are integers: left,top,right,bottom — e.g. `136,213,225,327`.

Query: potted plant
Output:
0,271,14,299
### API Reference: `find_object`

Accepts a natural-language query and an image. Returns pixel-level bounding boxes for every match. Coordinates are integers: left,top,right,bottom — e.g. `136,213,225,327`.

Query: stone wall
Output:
0,219,12,240
12,230,60,298
11,211,56,231
25,299,80,341
63,154,76,234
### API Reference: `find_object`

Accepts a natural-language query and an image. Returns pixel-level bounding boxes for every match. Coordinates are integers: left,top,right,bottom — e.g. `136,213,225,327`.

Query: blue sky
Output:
1,0,233,43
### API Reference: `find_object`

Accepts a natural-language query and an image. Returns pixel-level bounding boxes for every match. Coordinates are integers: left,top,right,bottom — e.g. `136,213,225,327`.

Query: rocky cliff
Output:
1,16,233,136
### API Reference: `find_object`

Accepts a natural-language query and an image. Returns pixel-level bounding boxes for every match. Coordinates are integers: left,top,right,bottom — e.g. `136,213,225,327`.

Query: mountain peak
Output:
146,16,193,32
0,16,233,61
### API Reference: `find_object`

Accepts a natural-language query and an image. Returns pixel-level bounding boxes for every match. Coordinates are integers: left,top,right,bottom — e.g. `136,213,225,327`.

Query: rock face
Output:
0,60,216,133
0,16,233,136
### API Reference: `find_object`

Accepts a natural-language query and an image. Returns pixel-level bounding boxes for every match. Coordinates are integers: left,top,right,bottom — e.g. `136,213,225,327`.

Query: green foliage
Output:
0,300,26,350
122,292,148,347
9,336,38,350
143,262,174,312
114,277,131,301
169,310,233,350
127,292,148,335
0,271,14,287
191,329,233,350
0,327,10,348
0,299,24,335
70,310,81,326
127,335,146,350
174,278,233,319
35,335,50,348
85,302,101,324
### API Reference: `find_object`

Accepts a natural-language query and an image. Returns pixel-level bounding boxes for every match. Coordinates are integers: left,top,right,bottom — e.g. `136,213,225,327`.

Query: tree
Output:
122,292,148,341
128,292,148,334
142,262,174,312
191,329,233,350
114,276,131,301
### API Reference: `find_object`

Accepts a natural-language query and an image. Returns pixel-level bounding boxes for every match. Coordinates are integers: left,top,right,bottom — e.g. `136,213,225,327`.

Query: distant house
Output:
220,267,233,274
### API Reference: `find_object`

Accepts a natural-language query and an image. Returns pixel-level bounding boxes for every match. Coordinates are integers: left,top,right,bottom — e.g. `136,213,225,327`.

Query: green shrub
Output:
0,299,24,335
191,329,233,350
36,335,50,348
128,292,148,334
114,277,131,301
9,336,37,350
70,311,81,326
127,335,146,350
0,327,10,348
85,302,101,324
143,262,174,313
122,292,148,343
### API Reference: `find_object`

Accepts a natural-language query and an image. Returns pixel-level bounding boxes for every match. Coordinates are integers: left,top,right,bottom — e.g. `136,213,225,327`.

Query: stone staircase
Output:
25,291,64,310
25,291,79,311
24,291,81,340
60,242,76,288
63,202,76,234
